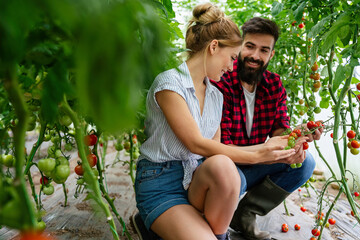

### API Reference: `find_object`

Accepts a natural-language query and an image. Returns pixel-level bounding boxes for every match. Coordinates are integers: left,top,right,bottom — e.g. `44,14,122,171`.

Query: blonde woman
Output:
132,3,296,240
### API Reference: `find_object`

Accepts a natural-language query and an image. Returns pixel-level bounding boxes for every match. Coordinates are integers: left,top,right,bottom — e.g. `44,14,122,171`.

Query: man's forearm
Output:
228,143,266,152
272,128,288,136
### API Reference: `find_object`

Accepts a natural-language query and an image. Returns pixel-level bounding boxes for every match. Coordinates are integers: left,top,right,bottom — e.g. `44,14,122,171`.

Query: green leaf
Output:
161,0,175,19
293,1,306,22
339,25,352,46
319,98,330,109
321,14,352,54
333,65,351,92
310,38,319,65
308,14,335,38
271,1,283,17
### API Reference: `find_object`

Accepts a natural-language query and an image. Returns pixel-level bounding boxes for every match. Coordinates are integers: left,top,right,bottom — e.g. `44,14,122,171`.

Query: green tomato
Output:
77,178,85,185
133,151,140,159
38,158,56,172
47,145,56,157
36,220,46,232
55,149,63,158
288,139,296,148
59,115,72,127
51,136,60,144
115,142,124,151
42,184,54,195
54,165,70,180
284,146,291,150
351,148,359,155
56,156,69,166
43,134,51,142
65,143,72,151
314,107,321,114
290,163,297,169
2,154,15,167
296,163,303,168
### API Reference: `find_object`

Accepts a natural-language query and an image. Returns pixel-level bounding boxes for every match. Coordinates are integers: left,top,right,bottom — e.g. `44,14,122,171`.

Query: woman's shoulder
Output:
152,62,188,90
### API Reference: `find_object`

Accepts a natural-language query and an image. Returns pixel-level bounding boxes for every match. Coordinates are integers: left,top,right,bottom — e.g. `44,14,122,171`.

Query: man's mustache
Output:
244,57,263,66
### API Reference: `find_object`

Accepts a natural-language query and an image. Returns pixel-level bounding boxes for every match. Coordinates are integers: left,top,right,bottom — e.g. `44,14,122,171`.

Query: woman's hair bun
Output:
191,3,224,25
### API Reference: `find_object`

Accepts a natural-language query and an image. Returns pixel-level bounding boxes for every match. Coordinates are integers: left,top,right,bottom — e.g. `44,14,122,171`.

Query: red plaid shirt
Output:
211,59,290,146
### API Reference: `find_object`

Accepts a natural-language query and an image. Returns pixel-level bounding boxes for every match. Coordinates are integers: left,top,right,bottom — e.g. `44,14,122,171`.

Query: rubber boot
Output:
230,176,290,240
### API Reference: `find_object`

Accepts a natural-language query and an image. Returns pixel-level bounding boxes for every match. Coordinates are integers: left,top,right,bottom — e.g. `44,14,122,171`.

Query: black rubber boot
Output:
230,176,290,240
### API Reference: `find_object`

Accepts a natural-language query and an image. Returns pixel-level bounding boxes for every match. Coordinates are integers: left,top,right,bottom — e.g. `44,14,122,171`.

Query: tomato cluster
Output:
114,134,140,160
346,130,359,155
74,133,100,182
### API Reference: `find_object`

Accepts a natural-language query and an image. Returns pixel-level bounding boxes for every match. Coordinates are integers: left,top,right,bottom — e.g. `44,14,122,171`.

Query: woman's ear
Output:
209,39,219,55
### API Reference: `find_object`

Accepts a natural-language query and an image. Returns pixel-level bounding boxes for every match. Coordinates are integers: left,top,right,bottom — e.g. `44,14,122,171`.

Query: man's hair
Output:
241,17,279,48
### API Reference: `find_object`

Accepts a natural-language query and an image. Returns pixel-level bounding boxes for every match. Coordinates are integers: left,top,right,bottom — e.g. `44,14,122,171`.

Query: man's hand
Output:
262,135,308,165
296,121,324,142
278,136,308,165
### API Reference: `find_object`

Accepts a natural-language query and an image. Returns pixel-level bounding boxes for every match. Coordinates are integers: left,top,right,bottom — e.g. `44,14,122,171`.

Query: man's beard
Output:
237,56,268,86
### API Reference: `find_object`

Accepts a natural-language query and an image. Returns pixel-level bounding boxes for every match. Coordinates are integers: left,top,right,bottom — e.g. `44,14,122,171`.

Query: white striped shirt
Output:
139,62,223,189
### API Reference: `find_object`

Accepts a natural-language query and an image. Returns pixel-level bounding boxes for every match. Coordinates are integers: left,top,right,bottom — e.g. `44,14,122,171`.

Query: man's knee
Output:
301,151,316,178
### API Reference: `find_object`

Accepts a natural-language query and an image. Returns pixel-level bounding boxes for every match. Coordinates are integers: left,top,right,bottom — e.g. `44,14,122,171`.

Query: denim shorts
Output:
135,158,204,230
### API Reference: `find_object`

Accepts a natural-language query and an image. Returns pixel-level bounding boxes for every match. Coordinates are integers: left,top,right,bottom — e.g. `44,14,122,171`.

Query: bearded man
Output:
211,17,323,240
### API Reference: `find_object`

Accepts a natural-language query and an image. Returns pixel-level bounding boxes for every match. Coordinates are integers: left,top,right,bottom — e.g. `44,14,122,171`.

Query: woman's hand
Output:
264,135,289,149
254,145,296,163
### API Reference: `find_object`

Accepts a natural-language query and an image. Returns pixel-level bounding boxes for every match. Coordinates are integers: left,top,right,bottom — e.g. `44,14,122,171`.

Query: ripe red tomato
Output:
132,134,138,144
294,224,301,230
357,83,360,91
40,176,49,185
328,218,336,225
303,142,309,150
289,132,298,139
313,81,321,89
357,94,360,101
354,192,359,197
311,228,320,236
310,238,317,240
300,206,306,212
347,130,356,139
20,231,55,240
281,223,289,232
291,20,296,26
351,140,360,149
315,121,324,127
311,62,318,71
298,23,304,28
75,164,84,176
87,154,97,167
293,129,302,137
307,121,316,130
351,211,355,217
313,73,320,80
330,133,333,138
84,134,98,146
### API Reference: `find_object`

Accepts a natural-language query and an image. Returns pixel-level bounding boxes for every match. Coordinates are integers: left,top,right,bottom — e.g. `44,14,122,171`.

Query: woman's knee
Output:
203,155,240,190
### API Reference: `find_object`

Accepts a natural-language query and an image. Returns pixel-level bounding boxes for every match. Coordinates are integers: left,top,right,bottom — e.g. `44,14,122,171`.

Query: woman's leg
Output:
151,204,217,240
188,155,241,235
